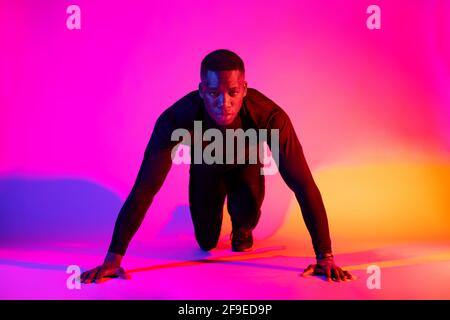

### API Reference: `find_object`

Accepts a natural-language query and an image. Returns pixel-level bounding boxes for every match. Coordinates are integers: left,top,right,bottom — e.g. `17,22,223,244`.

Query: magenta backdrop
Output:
0,1,449,249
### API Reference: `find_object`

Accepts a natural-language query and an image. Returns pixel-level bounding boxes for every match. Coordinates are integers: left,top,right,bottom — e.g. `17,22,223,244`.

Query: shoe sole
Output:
232,246,254,252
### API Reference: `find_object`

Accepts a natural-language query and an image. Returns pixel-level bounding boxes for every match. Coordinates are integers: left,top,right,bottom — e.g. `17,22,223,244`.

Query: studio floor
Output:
1,238,449,300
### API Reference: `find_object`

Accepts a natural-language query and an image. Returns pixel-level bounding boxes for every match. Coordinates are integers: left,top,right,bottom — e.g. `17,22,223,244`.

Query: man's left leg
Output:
225,163,265,251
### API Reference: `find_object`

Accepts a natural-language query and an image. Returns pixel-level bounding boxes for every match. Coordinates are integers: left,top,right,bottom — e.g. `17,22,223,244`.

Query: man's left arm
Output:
267,110,353,281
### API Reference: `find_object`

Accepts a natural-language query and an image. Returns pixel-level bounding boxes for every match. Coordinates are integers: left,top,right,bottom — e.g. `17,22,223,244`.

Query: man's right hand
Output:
80,252,131,284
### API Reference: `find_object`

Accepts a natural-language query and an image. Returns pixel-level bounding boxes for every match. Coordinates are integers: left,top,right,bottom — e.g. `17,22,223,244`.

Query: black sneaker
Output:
231,230,253,252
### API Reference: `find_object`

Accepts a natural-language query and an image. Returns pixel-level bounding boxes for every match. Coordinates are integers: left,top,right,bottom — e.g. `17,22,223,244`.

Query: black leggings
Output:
189,163,265,251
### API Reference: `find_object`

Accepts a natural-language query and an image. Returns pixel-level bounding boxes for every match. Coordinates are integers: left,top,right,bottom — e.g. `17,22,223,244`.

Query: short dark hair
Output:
200,49,245,80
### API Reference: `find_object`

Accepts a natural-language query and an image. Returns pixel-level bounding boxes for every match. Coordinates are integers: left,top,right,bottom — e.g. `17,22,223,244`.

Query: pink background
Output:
1,1,449,251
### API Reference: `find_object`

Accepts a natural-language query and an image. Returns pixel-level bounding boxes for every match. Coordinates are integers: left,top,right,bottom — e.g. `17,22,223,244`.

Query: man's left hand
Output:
301,255,354,282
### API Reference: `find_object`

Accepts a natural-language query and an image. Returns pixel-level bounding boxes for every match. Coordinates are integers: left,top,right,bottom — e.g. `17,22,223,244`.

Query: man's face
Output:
199,70,247,126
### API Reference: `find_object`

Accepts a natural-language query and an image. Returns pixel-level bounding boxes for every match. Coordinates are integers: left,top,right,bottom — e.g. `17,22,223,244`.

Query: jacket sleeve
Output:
267,110,332,256
108,109,178,255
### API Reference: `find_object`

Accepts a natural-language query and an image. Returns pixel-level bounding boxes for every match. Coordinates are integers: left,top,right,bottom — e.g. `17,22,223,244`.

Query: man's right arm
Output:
108,109,177,256
80,91,201,284
81,110,176,284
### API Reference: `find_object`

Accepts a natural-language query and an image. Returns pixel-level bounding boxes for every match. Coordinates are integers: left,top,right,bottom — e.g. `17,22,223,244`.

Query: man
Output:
81,49,353,284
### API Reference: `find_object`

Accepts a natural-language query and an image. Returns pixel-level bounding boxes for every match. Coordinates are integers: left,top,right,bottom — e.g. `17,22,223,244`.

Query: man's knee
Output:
195,233,219,251
198,241,217,251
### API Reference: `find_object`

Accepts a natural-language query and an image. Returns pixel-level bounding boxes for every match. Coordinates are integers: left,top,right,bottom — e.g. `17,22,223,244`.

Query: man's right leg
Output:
189,164,227,251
